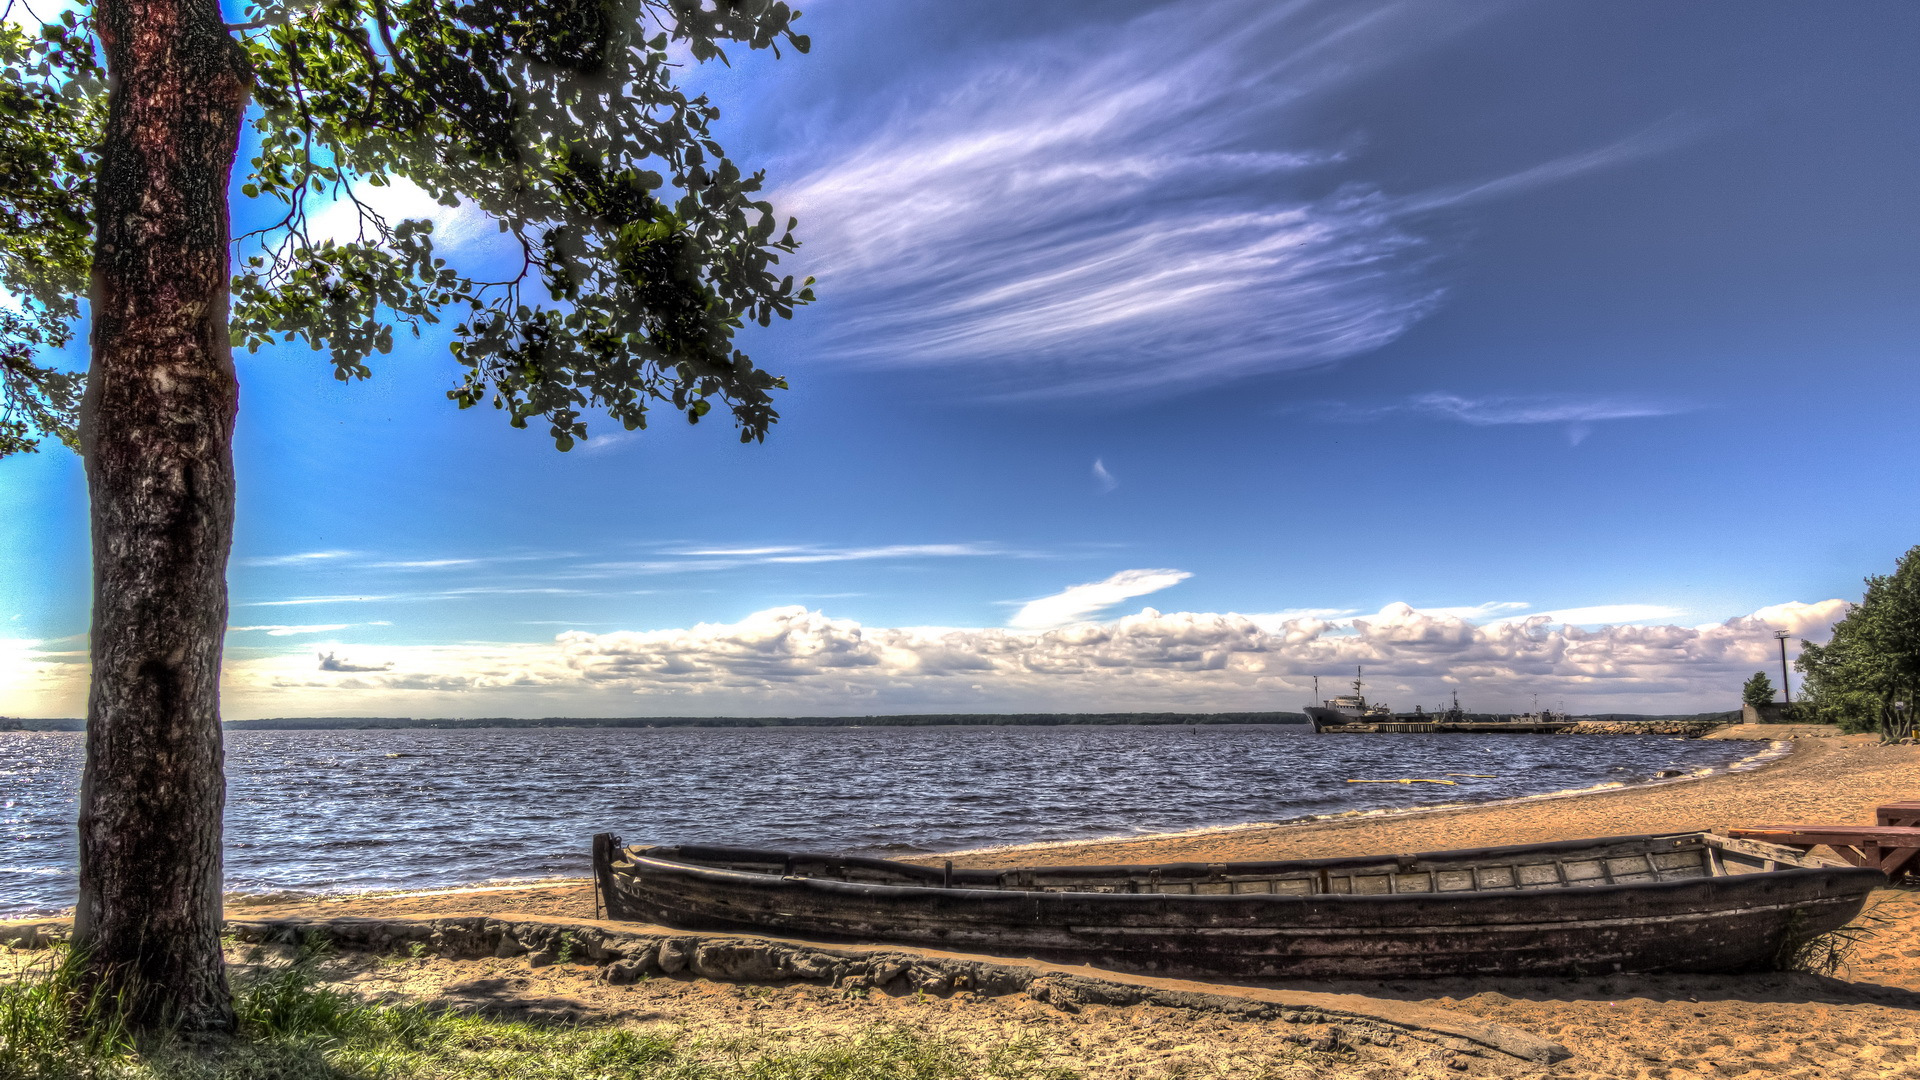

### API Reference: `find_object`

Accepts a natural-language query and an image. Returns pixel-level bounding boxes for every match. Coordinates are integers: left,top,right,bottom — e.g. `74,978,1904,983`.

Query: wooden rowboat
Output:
591,831,1883,979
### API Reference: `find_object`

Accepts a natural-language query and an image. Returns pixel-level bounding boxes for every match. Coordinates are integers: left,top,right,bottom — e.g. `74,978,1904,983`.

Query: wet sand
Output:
218,731,1920,1078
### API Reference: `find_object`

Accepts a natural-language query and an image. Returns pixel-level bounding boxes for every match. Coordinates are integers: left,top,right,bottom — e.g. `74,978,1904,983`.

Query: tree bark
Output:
75,0,251,1031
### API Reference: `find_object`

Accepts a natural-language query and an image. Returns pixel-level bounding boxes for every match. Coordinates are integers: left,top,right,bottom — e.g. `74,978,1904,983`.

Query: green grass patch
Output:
2,940,1081,1080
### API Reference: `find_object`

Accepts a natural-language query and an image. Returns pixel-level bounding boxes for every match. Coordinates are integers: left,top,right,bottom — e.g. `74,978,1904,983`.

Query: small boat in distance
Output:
591,831,1881,979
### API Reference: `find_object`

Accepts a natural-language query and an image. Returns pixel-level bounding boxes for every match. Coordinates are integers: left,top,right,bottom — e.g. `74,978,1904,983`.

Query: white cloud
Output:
1317,393,1688,428
301,177,493,252
1009,569,1192,630
1507,604,1688,627
589,543,1008,575
2,3,79,33
243,595,397,607
184,597,1858,720
1734,600,1853,638
775,0,1675,397
317,651,395,674
366,559,483,570
242,550,355,567
1092,459,1118,493
0,636,86,716
229,624,352,637
1404,393,1684,427
1388,601,1532,622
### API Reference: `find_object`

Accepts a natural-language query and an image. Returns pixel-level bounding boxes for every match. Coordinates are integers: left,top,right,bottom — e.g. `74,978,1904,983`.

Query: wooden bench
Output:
1726,825,1920,880
1877,801,1920,828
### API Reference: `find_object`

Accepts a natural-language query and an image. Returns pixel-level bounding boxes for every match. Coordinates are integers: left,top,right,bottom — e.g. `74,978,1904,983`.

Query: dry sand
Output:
216,730,1920,1078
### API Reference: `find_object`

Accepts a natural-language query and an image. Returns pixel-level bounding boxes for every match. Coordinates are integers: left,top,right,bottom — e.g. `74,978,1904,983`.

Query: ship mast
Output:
1353,665,1365,709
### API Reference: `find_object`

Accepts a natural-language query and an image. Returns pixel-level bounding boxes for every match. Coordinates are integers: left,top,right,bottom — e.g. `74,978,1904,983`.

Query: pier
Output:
1311,719,1580,735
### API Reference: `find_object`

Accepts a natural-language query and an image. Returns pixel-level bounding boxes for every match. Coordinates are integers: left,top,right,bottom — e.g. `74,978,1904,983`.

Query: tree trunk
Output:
75,0,251,1031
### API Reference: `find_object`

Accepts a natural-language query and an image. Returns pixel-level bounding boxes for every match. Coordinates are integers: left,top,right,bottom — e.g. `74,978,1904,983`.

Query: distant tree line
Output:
1797,545,1920,741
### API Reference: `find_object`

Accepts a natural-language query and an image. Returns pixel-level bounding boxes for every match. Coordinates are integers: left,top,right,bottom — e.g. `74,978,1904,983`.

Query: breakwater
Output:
1562,720,1726,737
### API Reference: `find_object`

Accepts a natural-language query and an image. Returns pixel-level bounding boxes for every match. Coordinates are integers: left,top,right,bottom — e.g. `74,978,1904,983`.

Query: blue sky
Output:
3,0,1916,717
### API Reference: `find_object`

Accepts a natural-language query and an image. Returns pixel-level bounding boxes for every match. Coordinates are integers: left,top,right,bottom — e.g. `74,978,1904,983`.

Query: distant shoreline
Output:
2,709,1742,732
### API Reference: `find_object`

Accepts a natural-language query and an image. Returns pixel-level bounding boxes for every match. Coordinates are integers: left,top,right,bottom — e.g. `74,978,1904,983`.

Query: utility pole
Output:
1774,630,1793,706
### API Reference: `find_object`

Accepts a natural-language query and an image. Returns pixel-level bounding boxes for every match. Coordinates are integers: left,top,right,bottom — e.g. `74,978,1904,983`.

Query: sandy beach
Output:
200,728,1920,1078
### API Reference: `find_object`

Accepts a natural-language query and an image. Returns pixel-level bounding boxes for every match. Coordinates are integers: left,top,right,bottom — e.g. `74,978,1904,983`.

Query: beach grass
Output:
1,941,1081,1080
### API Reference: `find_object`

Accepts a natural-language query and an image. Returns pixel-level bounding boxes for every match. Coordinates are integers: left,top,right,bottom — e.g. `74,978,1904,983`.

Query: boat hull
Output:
593,833,1882,979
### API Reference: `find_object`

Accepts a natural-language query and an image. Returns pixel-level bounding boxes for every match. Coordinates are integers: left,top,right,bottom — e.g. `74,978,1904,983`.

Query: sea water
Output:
0,725,1760,915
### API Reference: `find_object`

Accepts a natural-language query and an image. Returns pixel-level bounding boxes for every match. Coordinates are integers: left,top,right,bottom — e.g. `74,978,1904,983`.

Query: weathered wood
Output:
1876,802,1920,828
595,832,1881,980
1727,825,1920,879
1728,825,1920,846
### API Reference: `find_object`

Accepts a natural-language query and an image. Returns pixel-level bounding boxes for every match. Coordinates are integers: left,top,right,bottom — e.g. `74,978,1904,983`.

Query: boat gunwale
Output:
606,831,1885,909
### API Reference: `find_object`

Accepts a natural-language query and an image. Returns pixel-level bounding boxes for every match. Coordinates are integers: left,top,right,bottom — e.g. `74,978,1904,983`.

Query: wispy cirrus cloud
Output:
588,542,1011,575
242,550,355,568
1305,392,1690,445
230,623,354,637
1316,392,1687,426
243,595,398,607
1009,569,1192,630
776,0,1685,398
1495,603,1688,627
365,558,484,570
232,541,1024,608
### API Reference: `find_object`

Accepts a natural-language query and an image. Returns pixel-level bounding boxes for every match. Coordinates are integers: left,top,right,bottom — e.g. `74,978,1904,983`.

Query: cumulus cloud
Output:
1010,569,1193,630
317,652,395,674
194,597,1857,720
301,177,495,252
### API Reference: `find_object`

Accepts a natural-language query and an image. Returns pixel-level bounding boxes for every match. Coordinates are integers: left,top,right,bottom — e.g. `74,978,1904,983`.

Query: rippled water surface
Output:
1,725,1758,914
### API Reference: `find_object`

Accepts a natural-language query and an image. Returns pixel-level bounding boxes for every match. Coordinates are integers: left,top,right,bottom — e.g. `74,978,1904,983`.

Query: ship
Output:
1303,667,1395,731
1306,673,1572,734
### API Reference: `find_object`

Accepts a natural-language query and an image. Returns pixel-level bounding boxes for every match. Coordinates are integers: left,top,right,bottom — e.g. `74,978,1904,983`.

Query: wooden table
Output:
1726,825,1920,880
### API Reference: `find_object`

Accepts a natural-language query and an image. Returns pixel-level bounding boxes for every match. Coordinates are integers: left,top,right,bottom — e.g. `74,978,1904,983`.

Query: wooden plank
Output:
1726,825,1920,845
1876,802,1920,828
1727,826,1920,878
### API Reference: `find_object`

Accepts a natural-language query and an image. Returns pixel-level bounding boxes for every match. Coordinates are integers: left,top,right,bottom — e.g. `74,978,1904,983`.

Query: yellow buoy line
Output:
1345,778,1458,785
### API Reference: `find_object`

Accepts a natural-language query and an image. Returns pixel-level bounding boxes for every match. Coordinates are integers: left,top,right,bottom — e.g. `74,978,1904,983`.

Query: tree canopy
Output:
0,18,99,456
1797,544,1920,740
0,0,814,457
1740,671,1774,709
